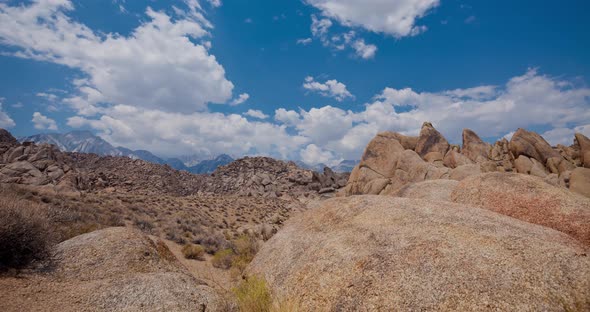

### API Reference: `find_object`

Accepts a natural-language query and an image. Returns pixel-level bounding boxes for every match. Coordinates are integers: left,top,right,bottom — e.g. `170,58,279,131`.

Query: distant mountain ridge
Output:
20,131,355,173
20,131,233,174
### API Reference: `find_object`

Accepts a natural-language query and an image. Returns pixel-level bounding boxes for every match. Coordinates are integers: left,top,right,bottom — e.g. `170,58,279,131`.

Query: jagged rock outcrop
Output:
451,172,590,246
415,122,450,158
344,131,449,196
576,133,590,168
461,129,491,163
343,124,588,198
249,196,590,311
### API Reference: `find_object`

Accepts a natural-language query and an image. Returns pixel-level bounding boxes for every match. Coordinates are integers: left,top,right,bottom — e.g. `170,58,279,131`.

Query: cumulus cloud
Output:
230,93,250,106
303,76,354,101
310,15,377,59
306,0,439,38
32,112,58,130
66,106,309,159
300,144,341,166
274,108,301,126
0,0,233,114
296,38,313,45
244,109,269,119
351,39,377,59
0,101,15,128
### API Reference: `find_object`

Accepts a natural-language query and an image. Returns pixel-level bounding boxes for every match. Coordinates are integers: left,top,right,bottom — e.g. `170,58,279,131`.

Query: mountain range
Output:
19,131,234,174
20,131,356,173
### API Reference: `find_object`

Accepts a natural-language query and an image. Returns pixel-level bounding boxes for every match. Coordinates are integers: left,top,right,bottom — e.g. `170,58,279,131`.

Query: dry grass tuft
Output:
181,243,205,260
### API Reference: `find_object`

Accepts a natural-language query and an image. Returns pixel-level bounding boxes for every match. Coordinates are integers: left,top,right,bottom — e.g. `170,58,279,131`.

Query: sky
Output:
0,0,589,165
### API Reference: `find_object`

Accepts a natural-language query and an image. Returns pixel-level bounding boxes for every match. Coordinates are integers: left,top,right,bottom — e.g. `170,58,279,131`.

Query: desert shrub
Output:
195,231,230,254
233,275,272,312
133,217,155,234
181,243,205,260
212,248,234,269
230,234,260,276
0,196,54,271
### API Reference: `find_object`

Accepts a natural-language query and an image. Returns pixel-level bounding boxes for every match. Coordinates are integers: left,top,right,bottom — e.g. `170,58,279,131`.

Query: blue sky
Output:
0,0,589,164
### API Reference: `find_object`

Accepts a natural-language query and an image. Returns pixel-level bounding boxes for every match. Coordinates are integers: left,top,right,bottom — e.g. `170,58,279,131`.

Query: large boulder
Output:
414,122,450,158
509,128,570,174
443,150,473,169
392,179,459,201
249,196,590,311
576,133,590,168
32,227,223,311
451,173,590,246
461,129,490,163
570,167,590,198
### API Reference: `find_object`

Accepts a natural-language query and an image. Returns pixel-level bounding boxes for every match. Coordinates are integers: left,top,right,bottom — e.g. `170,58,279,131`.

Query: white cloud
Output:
0,101,15,128
303,76,354,101
300,144,341,166
351,39,377,59
274,108,301,126
297,38,313,45
310,15,376,59
36,92,58,102
244,109,269,120
0,0,233,114
60,69,590,165
230,93,250,106
306,0,439,38
66,106,309,159
542,125,590,146
32,112,58,131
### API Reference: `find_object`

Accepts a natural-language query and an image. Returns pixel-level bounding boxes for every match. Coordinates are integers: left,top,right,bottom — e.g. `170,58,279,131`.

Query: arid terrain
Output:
1,124,590,311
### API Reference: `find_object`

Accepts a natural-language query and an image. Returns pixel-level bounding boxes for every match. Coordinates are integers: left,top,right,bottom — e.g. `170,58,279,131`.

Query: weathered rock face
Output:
451,172,590,246
461,128,491,163
415,122,450,158
576,133,590,168
392,179,459,201
443,150,473,169
570,167,590,198
249,196,590,311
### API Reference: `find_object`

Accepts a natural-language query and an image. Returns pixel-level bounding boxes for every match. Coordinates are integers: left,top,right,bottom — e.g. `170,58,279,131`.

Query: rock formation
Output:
461,128,491,163
341,123,589,198
249,196,590,311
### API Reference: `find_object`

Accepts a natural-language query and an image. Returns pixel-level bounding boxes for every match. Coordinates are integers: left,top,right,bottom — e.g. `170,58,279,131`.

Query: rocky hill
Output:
1,129,348,199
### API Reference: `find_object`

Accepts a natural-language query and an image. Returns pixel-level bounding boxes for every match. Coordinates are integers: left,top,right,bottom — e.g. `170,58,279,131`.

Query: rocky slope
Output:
342,122,590,198
249,196,590,311
0,227,224,312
